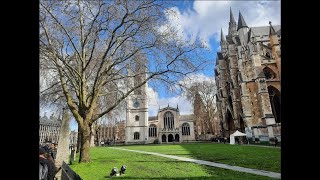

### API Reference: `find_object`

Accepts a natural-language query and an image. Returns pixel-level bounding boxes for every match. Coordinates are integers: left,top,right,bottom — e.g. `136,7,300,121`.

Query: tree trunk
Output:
90,124,95,147
76,126,81,153
79,123,91,163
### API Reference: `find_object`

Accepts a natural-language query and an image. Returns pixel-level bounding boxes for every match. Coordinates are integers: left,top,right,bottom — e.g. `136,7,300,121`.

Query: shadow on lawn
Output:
170,143,232,161
108,176,217,179
133,160,179,163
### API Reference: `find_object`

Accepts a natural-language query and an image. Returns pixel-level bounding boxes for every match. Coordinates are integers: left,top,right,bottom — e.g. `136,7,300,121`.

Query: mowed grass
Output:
120,143,281,172
70,147,277,180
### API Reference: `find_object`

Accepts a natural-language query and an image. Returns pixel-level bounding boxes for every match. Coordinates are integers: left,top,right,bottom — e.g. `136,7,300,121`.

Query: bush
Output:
154,139,160,144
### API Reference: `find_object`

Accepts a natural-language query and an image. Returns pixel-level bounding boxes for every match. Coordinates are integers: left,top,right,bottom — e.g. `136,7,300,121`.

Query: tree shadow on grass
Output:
109,176,216,179
133,160,179,163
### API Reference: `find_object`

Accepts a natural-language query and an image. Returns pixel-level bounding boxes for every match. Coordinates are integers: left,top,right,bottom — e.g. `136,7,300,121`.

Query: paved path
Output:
245,144,281,148
110,147,281,179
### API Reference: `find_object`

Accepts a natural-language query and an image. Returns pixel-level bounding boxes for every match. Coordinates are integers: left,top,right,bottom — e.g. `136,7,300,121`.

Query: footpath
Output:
110,147,281,179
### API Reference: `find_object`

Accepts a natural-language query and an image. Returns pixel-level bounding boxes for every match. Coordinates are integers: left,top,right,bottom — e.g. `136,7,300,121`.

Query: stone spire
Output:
221,28,226,42
230,7,236,24
228,7,237,36
220,28,227,53
237,11,248,31
269,21,277,35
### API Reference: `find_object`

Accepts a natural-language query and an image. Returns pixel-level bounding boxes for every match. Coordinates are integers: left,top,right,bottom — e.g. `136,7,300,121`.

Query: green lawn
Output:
70,146,277,180
120,143,281,172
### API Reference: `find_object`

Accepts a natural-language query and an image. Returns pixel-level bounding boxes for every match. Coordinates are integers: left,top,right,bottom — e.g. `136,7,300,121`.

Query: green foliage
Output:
71,146,277,180
153,139,160,144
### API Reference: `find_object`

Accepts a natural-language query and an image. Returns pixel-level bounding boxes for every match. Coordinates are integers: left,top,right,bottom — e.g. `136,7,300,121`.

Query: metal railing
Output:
61,161,82,180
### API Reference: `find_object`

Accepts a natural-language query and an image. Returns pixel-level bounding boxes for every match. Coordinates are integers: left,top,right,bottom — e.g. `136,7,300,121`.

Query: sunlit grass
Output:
70,146,278,180
121,143,281,172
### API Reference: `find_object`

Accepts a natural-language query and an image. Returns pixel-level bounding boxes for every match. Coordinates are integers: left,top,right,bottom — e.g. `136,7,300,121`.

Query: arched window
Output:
268,86,281,123
228,96,233,111
266,52,271,59
182,123,190,135
164,111,174,129
263,67,276,80
149,124,157,137
134,132,140,140
135,115,139,121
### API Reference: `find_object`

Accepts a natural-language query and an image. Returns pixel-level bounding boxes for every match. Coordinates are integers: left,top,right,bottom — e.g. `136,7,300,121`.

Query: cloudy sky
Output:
147,0,280,116
40,0,281,130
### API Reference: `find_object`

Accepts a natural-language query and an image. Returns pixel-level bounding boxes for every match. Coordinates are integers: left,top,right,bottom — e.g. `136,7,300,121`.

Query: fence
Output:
61,161,82,180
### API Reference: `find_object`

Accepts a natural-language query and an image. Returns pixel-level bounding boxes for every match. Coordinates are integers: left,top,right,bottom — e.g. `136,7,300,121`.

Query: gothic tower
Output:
125,57,149,144
228,7,237,36
215,9,281,144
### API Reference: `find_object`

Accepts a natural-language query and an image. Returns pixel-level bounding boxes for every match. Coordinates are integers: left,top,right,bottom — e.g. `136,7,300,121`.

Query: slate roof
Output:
148,116,158,121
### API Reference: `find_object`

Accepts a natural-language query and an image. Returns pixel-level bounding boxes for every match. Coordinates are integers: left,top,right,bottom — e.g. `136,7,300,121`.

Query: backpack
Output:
39,162,48,180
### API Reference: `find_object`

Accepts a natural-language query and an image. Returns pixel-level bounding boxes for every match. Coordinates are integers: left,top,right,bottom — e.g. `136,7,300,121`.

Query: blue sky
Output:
40,0,281,131
146,0,280,116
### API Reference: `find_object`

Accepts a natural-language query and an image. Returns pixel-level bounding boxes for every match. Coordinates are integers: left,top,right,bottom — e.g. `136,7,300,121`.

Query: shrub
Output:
154,139,160,144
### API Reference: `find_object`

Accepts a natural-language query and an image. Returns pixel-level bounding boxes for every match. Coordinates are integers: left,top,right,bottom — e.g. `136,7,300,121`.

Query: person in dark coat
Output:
49,143,57,160
39,148,57,180
43,143,50,154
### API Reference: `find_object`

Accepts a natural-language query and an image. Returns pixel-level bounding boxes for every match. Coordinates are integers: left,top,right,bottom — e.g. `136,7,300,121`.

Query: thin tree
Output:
184,80,219,138
40,0,208,163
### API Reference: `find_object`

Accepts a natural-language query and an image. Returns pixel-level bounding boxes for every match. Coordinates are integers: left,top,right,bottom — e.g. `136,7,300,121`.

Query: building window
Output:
182,123,190,135
135,115,139,121
263,67,276,80
164,111,174,129
134,132,140,140
149,124,157,137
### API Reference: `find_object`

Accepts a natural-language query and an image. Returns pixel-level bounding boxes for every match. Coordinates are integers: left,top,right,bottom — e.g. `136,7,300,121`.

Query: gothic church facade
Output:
215,9,281,142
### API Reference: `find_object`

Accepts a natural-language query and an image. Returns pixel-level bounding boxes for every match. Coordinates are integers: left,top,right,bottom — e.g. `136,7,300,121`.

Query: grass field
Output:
70,144,279,180
120,143,281,172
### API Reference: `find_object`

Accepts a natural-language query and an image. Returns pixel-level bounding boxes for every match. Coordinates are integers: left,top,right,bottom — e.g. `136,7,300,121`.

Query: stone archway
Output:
175,134,180,142
162,134,166,143
168,134,174,142
268,86,281,123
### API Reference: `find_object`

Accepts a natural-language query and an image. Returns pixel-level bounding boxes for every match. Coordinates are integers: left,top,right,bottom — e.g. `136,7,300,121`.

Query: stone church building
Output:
148,106,195,143
124,59,196,144
215,9,281,142
39,113,62,144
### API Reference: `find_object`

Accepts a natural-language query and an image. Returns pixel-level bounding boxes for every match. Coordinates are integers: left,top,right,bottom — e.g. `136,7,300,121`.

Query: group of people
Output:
39,143,58,180
211,137,229,144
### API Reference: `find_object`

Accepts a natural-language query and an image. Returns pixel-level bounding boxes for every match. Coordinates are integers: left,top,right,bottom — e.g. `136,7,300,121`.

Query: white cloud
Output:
163,1,281,49
148,86,193,116
178,73,215,89
148,73,215,116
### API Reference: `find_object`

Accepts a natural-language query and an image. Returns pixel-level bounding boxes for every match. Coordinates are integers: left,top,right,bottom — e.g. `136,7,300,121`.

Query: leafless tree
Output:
40,0,208,162
184,80,219,138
